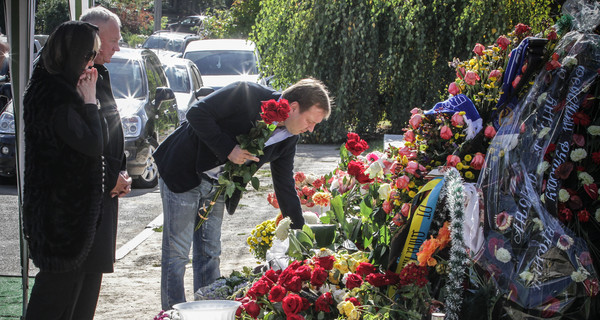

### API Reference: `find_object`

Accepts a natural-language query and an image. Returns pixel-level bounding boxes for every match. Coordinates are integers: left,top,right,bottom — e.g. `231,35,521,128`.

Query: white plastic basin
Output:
173,300,242,320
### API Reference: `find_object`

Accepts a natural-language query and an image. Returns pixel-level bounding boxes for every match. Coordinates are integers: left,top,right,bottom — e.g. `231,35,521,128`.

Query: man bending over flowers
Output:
153,79,332,310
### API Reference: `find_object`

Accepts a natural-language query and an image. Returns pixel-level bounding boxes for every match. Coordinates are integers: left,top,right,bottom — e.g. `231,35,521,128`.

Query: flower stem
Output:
194,185,225,231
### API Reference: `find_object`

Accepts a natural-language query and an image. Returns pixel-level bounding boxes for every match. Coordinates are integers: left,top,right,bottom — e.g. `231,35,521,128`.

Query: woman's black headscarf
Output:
41,21,99,86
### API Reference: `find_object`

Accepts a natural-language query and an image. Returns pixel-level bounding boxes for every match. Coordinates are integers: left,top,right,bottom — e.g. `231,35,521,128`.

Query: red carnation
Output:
345,132,369,156
578,209,590,222
315,292,333,313
559,207,573,222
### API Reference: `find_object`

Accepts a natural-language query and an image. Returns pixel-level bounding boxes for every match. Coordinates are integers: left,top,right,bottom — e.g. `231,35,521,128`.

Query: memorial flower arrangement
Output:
195,99,291,230
267,172,327,210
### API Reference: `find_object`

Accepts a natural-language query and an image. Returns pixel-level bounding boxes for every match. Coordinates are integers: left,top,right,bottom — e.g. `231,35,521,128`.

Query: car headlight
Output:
0,110,15,134
121,115,142,138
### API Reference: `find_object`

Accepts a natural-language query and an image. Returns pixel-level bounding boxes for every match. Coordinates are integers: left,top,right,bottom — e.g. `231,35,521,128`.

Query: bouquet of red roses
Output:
195,99,290,230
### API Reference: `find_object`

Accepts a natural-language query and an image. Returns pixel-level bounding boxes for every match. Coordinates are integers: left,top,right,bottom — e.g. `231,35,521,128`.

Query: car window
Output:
164,65,191,93
184,50,258,76
145,54,168,102
190,64,203,89
165,39,184,53
105,58,146,99
143,36,169,50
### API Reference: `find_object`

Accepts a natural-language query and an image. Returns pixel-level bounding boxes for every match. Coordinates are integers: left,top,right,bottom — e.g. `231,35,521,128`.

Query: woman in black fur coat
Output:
22,21,105,320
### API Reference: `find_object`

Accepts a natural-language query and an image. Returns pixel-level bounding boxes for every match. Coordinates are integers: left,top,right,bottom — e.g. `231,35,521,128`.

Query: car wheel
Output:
132,139,159,189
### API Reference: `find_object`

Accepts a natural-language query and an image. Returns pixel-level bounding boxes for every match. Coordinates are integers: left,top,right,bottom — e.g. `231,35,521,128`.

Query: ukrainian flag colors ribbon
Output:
395,177,445,272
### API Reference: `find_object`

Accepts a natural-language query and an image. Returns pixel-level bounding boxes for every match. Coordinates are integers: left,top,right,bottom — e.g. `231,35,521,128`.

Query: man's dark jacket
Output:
153,81,304,228
80,64,127,273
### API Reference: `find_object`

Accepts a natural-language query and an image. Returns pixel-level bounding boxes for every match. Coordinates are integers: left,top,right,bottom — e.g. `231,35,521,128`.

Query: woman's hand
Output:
77,67,98,105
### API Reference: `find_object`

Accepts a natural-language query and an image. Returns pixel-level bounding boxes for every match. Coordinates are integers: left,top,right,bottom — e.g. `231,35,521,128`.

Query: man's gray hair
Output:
80,6,121,27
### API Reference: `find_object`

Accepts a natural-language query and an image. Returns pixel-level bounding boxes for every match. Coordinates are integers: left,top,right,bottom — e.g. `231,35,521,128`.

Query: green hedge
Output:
251,0,558,143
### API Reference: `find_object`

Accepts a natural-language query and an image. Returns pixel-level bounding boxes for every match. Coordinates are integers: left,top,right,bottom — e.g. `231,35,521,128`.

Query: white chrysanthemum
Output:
578,171,594,186
378,183,392,200
537,92,548,106
570,148,587,162
365,161,384,179
303,211,320,224
563,56,578,68
536,161,550,175
537,127,551,138
588,125,600,136
519,270,534,283
495,247,511,263
332,289,349,303
558,189,570,202
305,173,318,185
274,217,292,240
571,267,589,282
532,218,544,231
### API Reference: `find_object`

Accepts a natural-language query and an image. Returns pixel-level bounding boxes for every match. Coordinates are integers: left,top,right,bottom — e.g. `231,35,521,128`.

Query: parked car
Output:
160,56,214,122
183,39,263,91
167,15,207,34
0,99,15,181
105,48,178,188
142,31,201,58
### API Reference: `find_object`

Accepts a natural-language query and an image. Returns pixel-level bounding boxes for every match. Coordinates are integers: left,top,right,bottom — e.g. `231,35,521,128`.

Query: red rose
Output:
405,161,421,176
344,273,363,290
287,314,305,320
440,125,453,140
283,275,302,292
446,155,460,167
282,293,304,315
464,71,480,86
366,273,388,287
315,255,335,270
448,82,460,95
545,59,561,71
261,99,290,124
242,300,261,319
310,265,328,287
253,279,271,296
484,125,496,139
470,152,485,170
276,99,291,121
356,262,377,277
347,160,364,177
315,292,333,313
302,186,316,198
473,43,485,56
345,132,369,156
382,200,392,214
456,67,466,79
400,203,411,217
268,285,287,302
514,23,531,36
497,36,510,50
312,177,324,189
547,30,558,40
295,265,312,281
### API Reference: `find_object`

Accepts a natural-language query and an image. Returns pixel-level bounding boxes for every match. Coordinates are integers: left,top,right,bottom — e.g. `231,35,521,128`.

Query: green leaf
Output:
251,176,260,190
359,199,373,219
225,181,236,198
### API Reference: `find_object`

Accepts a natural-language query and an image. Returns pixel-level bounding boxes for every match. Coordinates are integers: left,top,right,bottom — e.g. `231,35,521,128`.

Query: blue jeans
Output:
159,177,225,310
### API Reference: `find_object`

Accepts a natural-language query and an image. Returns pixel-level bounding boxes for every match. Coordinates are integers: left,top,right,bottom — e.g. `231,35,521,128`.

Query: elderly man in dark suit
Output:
154,79,331,310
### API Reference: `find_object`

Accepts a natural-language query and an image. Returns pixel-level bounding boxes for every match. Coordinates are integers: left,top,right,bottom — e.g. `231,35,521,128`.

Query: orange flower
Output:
437,221,451,249
417,237,440,267
312,192,332,207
